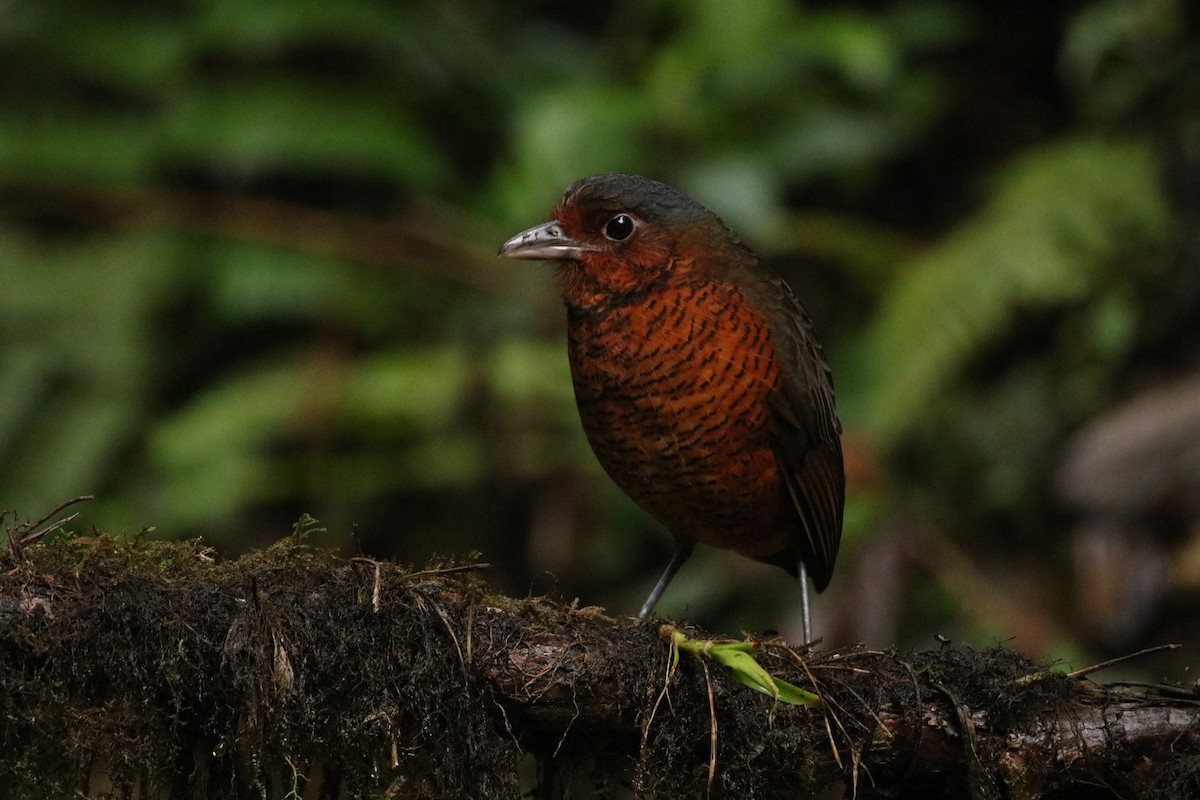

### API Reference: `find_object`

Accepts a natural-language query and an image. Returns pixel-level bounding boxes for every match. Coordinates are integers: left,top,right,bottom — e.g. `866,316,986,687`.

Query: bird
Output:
499,173,843,640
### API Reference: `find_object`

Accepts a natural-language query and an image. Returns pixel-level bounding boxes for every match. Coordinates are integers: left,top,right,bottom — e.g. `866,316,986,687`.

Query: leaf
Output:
669,630,821,707
861,136,1169,442
160,80,449,186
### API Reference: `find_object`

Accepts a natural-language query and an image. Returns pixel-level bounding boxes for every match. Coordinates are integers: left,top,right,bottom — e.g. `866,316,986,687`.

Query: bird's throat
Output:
557,254,677,312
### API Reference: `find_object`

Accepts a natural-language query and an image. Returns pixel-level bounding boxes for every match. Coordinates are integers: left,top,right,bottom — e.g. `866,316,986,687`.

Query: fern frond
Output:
862,137,1168,442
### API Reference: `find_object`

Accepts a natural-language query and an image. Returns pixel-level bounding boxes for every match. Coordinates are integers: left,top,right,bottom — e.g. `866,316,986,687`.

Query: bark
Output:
1,532,1198,799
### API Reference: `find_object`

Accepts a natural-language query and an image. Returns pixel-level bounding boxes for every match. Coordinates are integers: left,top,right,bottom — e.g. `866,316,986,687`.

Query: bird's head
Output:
500,173,742,310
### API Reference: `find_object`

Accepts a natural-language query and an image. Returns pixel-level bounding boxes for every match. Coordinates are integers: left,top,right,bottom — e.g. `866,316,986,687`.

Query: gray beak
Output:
498,221,594,261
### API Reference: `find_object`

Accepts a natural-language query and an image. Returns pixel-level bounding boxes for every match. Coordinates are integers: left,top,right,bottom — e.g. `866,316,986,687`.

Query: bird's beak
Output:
498,221,594,261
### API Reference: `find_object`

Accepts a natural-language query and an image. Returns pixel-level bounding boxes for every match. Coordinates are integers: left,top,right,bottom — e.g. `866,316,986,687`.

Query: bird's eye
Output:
604,214,635,241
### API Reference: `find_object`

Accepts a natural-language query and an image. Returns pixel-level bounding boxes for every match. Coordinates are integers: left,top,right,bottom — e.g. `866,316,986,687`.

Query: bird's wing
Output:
750,273,845,592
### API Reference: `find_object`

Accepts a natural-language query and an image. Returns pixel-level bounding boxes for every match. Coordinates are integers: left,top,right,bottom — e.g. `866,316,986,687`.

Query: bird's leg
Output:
637,541,695,619
798,560,813,644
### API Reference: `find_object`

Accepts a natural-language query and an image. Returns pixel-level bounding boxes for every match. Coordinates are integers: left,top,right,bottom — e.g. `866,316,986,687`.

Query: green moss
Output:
0,530,516,798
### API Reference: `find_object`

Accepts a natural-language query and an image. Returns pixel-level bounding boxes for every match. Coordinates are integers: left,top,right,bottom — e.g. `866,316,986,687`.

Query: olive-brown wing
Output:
746,273,845,592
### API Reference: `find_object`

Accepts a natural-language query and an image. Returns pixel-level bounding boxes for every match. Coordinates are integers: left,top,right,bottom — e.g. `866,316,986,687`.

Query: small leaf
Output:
666,629,820,707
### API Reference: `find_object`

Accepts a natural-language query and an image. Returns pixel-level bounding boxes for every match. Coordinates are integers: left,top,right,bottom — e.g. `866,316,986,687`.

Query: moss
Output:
0,531,518,798
0,529,1140,799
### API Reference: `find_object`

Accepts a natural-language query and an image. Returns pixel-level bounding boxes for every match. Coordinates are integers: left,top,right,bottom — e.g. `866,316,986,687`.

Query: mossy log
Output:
2,531,1200,799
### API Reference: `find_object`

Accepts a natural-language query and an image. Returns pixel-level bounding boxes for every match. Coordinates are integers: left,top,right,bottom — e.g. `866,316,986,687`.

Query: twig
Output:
641,629,678,758
400,563,491,580
1014,643,1183,685
349,558,382,612
1065,644,1183,680
7,495,95,556
702,660,717,796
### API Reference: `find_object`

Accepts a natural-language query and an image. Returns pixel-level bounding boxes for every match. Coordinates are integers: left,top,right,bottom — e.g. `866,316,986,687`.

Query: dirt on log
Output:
2,526,1200,799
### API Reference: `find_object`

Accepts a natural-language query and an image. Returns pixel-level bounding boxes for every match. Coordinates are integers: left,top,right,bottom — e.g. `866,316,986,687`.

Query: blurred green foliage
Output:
1,0,1198,662
865,137,1168,439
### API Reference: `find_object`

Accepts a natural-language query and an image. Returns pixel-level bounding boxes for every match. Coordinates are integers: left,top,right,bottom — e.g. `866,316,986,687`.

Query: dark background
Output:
2,0,1198,673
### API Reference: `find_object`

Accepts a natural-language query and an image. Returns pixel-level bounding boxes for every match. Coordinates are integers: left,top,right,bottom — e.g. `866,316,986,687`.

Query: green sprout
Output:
666,628,820,707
